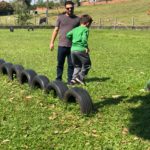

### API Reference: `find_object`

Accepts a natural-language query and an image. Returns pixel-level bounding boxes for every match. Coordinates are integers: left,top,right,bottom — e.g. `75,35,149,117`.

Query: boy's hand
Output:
85,48,90,53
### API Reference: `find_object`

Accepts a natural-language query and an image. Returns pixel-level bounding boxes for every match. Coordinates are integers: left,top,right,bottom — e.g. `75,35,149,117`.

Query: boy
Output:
66,14,93,85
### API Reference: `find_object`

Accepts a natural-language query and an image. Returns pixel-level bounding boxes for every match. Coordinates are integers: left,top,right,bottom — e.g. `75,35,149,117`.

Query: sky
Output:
0,0,45,4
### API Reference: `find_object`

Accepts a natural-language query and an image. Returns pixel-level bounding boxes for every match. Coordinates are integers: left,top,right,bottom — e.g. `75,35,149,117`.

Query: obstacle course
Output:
0,59,94,115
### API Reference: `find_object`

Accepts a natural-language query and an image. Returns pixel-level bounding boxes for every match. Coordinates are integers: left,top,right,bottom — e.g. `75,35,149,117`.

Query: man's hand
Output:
49,43,54,51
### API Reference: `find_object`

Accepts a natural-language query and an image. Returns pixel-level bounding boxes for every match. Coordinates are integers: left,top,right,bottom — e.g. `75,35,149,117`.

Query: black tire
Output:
0,62,13,76
8,64,24,80
10,26,14,32
46,80,68,100
0,59,5,66
64,87,93,115
31,75,50,90
28,27,34,31
19,69,37,86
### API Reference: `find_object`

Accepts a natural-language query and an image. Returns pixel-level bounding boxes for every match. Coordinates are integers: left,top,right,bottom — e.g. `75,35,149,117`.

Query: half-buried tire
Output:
31,75,50,91
8,64,24,80
0,59,5,67
46,80,68,100
64,87,93,115
0,62,13,76
19,69,37,86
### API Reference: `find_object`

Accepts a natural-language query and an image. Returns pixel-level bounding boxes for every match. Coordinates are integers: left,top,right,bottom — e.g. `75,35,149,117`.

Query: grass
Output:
75,0,150,26
0,28,150,149
0,0,150,26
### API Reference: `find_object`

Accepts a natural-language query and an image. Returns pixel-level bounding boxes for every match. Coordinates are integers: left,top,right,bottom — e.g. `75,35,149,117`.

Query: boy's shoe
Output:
75,77,86,85
67,79,77,86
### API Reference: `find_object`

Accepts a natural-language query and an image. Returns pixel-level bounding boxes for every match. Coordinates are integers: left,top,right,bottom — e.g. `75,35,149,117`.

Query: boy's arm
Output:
82,30,89,49
66,30,73,41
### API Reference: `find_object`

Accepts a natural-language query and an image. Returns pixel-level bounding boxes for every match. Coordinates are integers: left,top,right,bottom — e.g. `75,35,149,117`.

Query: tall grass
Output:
0,29,150,149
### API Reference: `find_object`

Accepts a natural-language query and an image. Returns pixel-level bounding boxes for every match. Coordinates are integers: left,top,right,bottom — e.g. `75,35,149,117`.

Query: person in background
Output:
49,1,80,84
66,14,93,85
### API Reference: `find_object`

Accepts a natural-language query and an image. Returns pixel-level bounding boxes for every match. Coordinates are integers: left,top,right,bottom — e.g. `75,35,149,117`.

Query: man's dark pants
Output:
56,46,74,83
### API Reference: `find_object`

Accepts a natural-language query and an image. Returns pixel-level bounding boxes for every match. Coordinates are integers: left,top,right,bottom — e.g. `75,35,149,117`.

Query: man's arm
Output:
49,27,59,51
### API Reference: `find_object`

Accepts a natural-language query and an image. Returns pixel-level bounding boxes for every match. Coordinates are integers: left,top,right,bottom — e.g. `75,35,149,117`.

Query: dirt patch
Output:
80,0,128,6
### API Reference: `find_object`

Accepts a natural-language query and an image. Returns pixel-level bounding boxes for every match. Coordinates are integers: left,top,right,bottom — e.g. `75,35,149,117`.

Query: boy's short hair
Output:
80,14,93,24
65,1,74,6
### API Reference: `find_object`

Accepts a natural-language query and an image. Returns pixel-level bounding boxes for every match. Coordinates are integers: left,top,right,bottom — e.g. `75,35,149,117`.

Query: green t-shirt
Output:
66,26,89,51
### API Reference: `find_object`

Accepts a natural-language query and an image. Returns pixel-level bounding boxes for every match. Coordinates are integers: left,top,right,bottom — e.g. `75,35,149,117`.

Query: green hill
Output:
0,0,149,26
75,0,150,26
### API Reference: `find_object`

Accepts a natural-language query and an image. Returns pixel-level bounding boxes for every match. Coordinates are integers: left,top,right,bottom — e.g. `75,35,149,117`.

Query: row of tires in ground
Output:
9,26,34,32
0,59,94,115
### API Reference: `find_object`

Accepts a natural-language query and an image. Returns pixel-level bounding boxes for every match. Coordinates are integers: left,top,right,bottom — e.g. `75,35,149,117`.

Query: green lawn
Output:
0,29,150,149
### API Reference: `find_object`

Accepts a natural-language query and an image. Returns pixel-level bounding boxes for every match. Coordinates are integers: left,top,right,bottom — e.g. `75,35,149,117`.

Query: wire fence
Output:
0,15,52,26
0,15,150,29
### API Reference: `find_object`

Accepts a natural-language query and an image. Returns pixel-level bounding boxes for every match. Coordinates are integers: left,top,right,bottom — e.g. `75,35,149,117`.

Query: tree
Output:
24,0,31,7
12,0,32,25
75,0,80,7
0,1,14,15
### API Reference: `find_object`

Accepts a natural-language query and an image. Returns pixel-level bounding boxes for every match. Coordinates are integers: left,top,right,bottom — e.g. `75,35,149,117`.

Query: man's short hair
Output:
65,1,74,6
80,14,93,24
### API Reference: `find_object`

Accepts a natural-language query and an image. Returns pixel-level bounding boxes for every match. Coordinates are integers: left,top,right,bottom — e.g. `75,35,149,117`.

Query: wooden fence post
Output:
35,15,36,25
99,18,102,29
14,16,16,25
5,17,7,26
114,17,117,30
132,17,135,29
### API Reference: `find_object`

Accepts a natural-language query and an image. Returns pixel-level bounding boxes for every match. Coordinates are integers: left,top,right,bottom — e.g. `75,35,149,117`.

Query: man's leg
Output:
67,48,74,83
56,46,66,81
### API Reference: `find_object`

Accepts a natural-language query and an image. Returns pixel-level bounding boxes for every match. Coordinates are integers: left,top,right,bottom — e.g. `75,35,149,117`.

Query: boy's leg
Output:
71,52,82,81
78,52,91,81
56,46,66,81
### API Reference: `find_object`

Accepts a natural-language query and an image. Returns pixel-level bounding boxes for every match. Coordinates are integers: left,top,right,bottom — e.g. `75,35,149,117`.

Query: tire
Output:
31,75,50,91
19,69,37,86
0,62,13,76
0,59,5,67
8,64,24,81
10,26,14,32
28,27,34,31
0,59,5,70
46,80,68,100
64,87,93,115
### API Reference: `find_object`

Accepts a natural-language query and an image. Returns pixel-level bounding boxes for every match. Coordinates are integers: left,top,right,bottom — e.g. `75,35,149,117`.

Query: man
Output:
49,1,80,84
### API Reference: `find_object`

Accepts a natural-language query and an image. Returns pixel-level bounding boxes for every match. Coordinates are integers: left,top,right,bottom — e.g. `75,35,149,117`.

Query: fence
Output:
0,16,150,30
90,17,150,29
0,15,55,26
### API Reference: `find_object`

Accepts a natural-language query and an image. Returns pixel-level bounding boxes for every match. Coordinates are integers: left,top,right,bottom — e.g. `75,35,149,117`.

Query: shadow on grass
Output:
127,94,150,140
93,96,127,112
86,77,110,83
